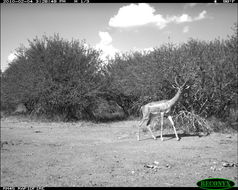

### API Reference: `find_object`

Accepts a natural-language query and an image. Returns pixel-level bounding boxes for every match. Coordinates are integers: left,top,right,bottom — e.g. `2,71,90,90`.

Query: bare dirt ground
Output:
1,116,237,187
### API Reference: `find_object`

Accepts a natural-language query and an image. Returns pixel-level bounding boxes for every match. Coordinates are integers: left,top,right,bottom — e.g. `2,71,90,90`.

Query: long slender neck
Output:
168,88,182,107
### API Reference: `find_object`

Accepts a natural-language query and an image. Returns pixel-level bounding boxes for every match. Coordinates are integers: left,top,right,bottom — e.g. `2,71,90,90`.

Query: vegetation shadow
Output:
154,133,209,141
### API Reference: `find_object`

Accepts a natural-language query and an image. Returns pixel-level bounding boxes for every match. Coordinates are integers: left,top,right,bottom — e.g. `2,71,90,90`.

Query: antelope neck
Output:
167,88,182,107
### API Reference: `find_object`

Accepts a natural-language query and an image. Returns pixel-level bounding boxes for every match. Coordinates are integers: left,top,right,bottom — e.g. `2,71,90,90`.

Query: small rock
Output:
166,164,171,168
154,161,159,165
226,135,232,138
145,164,154,168
145,163,162,170
222,162,230,167
210,166,216,171
131,171,135,174
222,162,238,167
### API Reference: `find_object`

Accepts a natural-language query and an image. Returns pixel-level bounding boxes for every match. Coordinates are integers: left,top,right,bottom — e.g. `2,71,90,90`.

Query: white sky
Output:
1,3,237,71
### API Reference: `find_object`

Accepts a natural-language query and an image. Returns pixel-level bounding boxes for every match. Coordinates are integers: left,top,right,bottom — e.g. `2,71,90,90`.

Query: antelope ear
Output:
185,85,190,89
172,84,177,89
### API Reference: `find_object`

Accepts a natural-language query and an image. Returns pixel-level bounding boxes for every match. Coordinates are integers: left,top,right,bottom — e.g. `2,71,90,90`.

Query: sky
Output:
1,3,237,72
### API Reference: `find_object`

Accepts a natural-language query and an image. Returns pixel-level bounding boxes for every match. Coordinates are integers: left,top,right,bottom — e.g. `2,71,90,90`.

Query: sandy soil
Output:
1,116,237,187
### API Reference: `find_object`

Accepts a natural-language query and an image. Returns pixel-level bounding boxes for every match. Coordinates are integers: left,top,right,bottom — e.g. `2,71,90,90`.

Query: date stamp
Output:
2,187,45,190
223,0,235,2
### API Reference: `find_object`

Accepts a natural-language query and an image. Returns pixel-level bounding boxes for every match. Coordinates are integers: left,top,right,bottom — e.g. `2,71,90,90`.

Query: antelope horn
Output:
174,76,179,87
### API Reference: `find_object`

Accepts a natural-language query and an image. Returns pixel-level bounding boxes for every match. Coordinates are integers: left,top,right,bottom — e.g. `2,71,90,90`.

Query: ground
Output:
1,116,237,187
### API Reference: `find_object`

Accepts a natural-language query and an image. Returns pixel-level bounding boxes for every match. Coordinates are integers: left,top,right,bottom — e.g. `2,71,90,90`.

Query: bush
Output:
174,110,210,134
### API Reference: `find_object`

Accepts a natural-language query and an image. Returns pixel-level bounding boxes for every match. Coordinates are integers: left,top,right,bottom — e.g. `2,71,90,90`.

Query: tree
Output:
1,34,105,120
